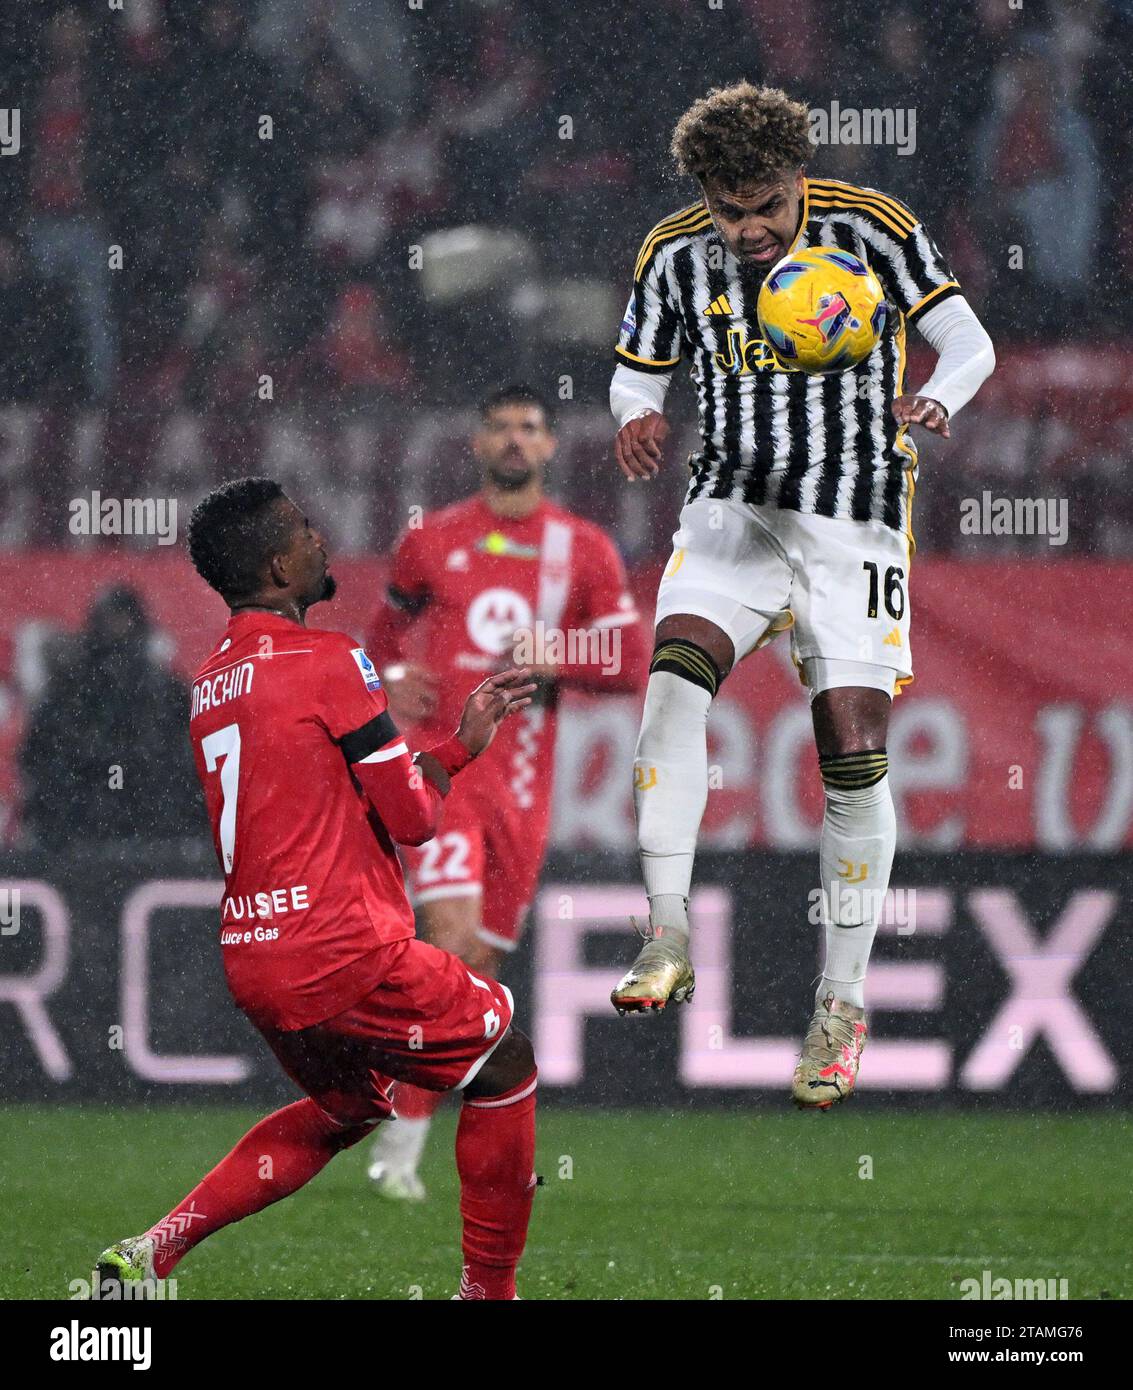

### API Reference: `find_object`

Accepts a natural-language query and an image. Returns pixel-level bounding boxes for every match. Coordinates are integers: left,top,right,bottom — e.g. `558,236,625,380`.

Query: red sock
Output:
455,1071,538,1300
392,1081,446,1121
146,1099,362,1278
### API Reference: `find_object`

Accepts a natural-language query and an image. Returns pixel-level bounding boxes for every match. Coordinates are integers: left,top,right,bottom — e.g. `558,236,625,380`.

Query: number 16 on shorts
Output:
859,559,907,666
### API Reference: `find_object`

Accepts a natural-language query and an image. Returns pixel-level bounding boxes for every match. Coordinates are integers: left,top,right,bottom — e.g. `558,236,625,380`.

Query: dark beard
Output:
299,572,337,618
488,464,534,491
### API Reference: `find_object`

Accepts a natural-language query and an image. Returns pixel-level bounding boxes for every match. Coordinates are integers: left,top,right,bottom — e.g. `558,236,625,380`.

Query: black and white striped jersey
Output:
614,178,961,537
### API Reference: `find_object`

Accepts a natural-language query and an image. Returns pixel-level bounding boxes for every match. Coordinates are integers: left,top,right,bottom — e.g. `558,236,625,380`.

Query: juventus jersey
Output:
615,177,961,535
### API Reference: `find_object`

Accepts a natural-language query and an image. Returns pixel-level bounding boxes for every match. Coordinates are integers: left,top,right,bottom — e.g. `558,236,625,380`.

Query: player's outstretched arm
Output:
350,670,535,847
346,719,453,847
894,295,996,440
453,668,537,757
411,667,539,801
366,525,438,721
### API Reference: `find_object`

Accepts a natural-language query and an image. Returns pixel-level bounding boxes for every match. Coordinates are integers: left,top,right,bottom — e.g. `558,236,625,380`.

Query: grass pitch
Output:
1,1105,1127,1300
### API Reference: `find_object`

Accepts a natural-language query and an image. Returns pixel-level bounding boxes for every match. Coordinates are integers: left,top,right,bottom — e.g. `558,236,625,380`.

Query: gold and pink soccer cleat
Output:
791,991,868,1109
610,926,695,1015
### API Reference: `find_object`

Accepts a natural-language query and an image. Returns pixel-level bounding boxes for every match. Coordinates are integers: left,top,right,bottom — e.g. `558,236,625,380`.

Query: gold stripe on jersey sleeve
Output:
808,176,919,226
905,280,961,320
615,344,682,369
808,194,912,240
633,204,712,281
807,179,918,235
905,469,917,560
894,317,917,560
633,203,704,272
649,200,707,233
889,325,917,700
633,207,712,281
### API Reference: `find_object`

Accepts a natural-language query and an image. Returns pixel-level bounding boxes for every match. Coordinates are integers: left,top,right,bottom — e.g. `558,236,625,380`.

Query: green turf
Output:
1,1105,1128,1300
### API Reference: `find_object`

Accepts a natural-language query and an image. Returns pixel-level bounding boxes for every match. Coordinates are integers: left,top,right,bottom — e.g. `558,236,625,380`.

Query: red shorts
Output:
253,937,514,1130
402,794,550,953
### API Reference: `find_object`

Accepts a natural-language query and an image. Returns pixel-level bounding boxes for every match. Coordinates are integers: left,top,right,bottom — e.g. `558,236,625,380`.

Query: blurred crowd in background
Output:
1,0,1131,846
0,0,1131,556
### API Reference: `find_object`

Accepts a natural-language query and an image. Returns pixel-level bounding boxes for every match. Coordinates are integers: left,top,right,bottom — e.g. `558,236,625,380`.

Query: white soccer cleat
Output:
367,1114,431,1200
94,1234,159,1295
367,1160,427,1203
791,991,868,1109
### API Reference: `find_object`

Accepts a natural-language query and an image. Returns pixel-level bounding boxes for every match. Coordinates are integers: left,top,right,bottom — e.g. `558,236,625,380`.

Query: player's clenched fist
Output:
615,410,670,481
457,668,538,757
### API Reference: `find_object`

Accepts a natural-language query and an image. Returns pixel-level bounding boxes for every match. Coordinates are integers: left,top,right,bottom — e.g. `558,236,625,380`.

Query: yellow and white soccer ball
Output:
756,247,888,374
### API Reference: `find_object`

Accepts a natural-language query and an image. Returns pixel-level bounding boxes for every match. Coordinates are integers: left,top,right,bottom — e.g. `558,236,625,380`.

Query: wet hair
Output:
671,82,812,191
479,383,555,429
186,477,293,599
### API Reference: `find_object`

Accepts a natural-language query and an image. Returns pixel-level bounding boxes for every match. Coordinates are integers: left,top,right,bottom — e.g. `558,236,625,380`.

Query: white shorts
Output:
654,497,913,697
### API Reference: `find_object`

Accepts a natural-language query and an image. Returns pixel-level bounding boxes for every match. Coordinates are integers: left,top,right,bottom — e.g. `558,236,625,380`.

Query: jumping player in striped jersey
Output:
608,83,995,1107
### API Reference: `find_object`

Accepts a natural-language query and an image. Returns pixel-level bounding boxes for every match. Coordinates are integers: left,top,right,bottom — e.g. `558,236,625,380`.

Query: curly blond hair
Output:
671,82,811,190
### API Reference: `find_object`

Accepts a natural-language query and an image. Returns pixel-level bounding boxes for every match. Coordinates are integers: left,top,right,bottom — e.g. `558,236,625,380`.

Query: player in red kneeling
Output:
95,478,538,1300
365,384,648,1199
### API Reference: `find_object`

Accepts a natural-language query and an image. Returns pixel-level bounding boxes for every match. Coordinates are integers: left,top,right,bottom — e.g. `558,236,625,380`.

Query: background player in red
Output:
365,384,649,1199
95,478,539,1301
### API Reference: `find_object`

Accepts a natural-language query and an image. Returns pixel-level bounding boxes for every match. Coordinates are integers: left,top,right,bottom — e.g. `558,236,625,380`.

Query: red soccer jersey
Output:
190,611,456,1031
367,496,647,819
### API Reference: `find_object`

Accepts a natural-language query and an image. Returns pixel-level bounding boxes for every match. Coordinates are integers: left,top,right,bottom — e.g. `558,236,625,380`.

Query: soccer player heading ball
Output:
96,480,539,1300
609,83,995,1106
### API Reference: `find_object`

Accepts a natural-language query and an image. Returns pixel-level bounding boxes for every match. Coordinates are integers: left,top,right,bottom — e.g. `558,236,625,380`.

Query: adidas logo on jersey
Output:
883,626,902,647
703,294,734,317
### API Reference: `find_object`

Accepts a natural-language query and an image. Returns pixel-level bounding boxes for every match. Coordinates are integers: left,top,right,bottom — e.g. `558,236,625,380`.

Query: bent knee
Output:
811,686,892,757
